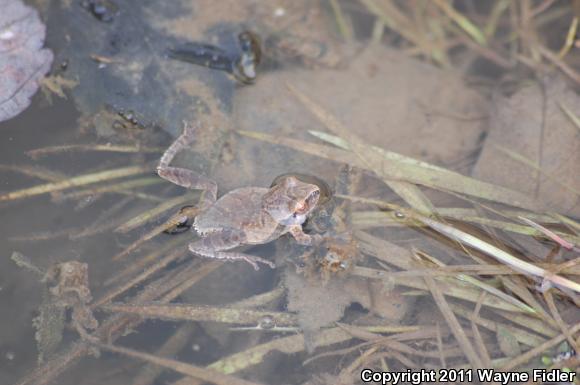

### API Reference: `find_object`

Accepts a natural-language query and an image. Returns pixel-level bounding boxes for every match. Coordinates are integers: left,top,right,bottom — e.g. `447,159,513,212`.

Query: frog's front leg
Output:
288,225,323,246
157,123,217,209
189,228,276,271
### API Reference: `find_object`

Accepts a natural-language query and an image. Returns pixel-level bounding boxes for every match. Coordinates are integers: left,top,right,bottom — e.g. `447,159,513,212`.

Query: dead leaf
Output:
0,0,53,122
473,77,580,216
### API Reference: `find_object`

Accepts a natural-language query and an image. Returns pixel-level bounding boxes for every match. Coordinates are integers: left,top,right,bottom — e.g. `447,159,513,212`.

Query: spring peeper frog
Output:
156,123,322,270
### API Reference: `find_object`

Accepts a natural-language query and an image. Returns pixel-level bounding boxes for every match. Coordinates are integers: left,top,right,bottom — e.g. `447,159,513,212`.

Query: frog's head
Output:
263,176,320,226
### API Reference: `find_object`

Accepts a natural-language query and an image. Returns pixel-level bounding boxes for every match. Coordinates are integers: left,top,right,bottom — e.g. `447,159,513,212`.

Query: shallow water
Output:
1,1,579,385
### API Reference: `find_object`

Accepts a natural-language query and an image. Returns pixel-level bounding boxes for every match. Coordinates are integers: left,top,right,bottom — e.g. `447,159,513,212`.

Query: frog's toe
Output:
181,121,197,140
262,259,276,269
245,256,276,270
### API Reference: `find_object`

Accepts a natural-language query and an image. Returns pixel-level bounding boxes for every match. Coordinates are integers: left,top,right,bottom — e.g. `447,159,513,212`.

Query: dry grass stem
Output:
0,165,150,202
26,144,163,158
103,303,299,326
95,341,263,385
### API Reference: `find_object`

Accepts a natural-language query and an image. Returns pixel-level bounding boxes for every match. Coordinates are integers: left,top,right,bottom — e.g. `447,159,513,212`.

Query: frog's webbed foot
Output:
289,225,323,246
157,122,217,208
189,228,276,271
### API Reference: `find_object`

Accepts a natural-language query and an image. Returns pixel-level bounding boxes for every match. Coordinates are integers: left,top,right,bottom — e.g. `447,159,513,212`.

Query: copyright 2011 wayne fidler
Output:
360,368,576,384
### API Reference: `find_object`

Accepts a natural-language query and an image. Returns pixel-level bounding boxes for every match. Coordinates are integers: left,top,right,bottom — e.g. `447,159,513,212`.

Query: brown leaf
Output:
473,77,580,216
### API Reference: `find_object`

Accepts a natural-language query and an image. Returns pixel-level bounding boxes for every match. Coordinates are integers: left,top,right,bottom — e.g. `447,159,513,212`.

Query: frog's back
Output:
194,187,280,243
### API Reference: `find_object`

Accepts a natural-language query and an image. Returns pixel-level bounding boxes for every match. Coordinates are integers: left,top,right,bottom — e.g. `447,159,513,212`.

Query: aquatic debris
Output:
0,0,53,123
0,165,149,202
43,261,98,340
80,0,119,23
415,215,580,294
103,302,298,326
169,31,261,84
317,237,357,278
40,75,78,102
288,236,357,283
11,253,97,363
94,341,263,385
234,31,262,83
26,143,163,159
15,256,219,385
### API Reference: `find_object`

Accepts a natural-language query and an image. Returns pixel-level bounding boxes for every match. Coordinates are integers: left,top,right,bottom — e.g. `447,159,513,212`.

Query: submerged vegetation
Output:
1,1,579,385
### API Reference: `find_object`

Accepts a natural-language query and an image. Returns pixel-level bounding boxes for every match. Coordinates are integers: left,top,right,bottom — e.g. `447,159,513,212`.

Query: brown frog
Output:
157,123,322,270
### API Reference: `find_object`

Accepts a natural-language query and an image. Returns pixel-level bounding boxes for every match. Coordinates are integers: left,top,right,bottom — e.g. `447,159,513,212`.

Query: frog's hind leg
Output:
157,122,217,208
189,228,276,270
